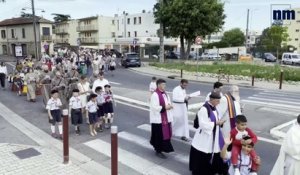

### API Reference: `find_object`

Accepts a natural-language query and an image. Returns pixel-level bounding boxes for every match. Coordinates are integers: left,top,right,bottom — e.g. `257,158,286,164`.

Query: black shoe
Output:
155,152,167,159
181,137,190,142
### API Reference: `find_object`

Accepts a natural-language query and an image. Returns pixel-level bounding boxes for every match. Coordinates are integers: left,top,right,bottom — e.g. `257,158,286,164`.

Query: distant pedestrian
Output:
172,79,191,142
69,89,83,135
85,94,98,136
271,114,300,175
46,90,63,139
149,76,157,95
24,67,39,102
150,79,174,159
0,62,8,90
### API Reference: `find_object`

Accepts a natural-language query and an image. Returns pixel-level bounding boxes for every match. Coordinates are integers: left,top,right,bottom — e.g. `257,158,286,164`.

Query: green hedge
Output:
150,62,300,81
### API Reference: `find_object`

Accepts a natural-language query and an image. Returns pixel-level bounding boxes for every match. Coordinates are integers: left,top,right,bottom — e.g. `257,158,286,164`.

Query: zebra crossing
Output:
84,122,197,175
242,90,300,112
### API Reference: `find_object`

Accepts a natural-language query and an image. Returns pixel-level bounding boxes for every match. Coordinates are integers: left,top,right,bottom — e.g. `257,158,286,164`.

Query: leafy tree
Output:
51,13,71,23
154,0,225,59
222,28,245,47
257,25,289,58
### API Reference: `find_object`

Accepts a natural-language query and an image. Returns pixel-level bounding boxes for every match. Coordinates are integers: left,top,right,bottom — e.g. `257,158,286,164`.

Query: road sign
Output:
195,36,202,45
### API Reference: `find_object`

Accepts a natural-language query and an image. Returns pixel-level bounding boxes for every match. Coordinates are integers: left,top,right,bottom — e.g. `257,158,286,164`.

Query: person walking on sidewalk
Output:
24,67,39,102
172,79,191,142
69,89,83,135
271,114,300,175
46,90,63,139
86,94,98,136
150,79,174,159
0,62,8,90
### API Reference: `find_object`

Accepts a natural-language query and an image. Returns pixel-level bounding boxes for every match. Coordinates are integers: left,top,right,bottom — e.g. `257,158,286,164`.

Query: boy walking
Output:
86,94,98,136
69,89,83,135
230,115,258,175
95,86,105,132
103,84,114,129
46,90,63,139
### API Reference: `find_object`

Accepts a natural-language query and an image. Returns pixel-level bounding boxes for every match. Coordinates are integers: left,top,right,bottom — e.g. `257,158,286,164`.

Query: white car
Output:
200,53,221,60
282,53,300,65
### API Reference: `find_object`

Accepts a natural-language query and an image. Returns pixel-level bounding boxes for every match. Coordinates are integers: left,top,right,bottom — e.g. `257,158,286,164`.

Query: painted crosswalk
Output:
242,90,300,111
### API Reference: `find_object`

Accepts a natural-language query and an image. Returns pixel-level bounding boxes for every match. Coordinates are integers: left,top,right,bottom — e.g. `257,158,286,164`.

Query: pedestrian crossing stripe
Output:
84,139,180,175
248,97,300,105
258,92,300,98
253,94,300,102
241,99,300,111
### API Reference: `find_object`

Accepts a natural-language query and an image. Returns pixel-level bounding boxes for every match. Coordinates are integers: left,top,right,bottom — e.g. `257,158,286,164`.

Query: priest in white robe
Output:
270,115,300,175
172,79,191,141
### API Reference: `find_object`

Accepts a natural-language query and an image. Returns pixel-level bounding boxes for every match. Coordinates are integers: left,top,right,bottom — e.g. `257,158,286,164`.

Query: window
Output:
112,32,116,37
22,28,26,38
42,27,50,36
112,20,115,25
84,32,91,37
128,32,130,37
127,18,130,24
84,20,91,25
134,31,137,37
296,29,300,32
1,30,5,39
295,38,299,41
139,17,142,24
11,29,15,38
134,17,137,24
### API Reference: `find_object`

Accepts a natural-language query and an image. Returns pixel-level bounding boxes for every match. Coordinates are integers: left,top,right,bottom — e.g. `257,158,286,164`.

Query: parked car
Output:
282,52,300,65
200,53,221,60
238,54,253,62
121,53,141,68
263,53,277,62
166,51,180,59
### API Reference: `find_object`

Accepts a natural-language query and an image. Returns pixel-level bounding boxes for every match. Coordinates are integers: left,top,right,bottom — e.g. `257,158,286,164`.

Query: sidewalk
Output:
0,101,110,175
132,64,300,92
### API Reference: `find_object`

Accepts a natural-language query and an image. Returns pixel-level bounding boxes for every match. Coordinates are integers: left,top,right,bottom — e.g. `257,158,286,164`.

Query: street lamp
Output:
21,0,45,60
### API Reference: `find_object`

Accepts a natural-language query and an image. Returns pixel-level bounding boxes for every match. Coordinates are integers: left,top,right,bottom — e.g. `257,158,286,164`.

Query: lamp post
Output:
22,0,45,61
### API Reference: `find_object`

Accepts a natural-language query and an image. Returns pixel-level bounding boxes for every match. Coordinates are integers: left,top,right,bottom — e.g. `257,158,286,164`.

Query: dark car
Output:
121,53,141,68
263,53,277,62
166,51,180,59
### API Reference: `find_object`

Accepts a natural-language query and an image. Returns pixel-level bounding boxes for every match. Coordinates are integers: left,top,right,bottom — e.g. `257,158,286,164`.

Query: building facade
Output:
53,20,78,49
283,8,300,53
0,17,54,57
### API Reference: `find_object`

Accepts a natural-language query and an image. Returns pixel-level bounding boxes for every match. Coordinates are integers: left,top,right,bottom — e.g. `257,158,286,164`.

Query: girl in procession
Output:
103,84,114,129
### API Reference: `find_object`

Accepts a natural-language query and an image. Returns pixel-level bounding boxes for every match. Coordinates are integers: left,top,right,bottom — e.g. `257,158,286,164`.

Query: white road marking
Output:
263,90,300,96
116,100,149,111
110,81,121,85
137,124,282,145
259,107,300,116
84,139,180,175
258,92,300,98
241,99,299,110
248,96,300,105
253,94,300,102
118,131,189,164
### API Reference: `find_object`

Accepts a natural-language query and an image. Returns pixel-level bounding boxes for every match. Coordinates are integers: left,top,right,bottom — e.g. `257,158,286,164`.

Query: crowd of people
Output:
4,48,117,139
149,79,260,175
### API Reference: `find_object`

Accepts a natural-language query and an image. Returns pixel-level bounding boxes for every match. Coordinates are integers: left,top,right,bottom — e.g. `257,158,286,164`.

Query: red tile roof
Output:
0,17,53,26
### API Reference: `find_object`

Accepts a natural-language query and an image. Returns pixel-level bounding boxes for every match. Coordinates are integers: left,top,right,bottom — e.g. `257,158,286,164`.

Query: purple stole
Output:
204,102,225,163
156,89,172,140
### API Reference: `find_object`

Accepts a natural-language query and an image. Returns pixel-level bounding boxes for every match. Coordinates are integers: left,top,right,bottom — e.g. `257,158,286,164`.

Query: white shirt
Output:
227,152,252,175
149,91,173,124
149,82,157,92
46,98,62,110
0,66,7,74
92,78,109,93
86,101,98,113
96,93,105,105
69,96,82,109
172,85,187,103
191,105,222,153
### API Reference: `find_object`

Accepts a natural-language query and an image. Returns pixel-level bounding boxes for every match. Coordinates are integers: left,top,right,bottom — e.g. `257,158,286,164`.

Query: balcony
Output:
79,37,98,44
53,38,69,44
76,25,98,32
53,28,68,34
41,35,52,41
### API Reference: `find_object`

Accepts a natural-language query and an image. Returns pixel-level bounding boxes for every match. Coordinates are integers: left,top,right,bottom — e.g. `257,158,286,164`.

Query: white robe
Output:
172,86,189,138
270,123,300,175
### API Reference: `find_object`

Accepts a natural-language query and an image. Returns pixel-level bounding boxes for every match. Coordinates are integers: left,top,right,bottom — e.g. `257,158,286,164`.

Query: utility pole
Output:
159,0,164,63
245,9,249,53
31,0,39,60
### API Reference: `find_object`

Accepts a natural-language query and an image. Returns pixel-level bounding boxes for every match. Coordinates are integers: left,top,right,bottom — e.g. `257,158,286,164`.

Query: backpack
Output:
193,104,211,129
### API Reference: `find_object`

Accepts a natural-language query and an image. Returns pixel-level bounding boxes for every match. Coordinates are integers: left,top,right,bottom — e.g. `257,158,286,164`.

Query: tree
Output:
20,12,34,18
222,28,245,47
51,13,71,23
154,0,225,59
257,25,289,58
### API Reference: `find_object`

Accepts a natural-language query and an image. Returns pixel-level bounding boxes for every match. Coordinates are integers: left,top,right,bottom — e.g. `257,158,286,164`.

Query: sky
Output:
1,0,300,33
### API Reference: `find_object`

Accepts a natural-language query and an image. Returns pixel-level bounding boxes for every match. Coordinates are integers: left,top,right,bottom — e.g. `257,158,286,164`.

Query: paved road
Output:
2,62,300,174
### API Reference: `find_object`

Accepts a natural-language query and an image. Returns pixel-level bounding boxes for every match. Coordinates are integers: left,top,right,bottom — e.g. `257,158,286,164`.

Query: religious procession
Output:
5,47,117,139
